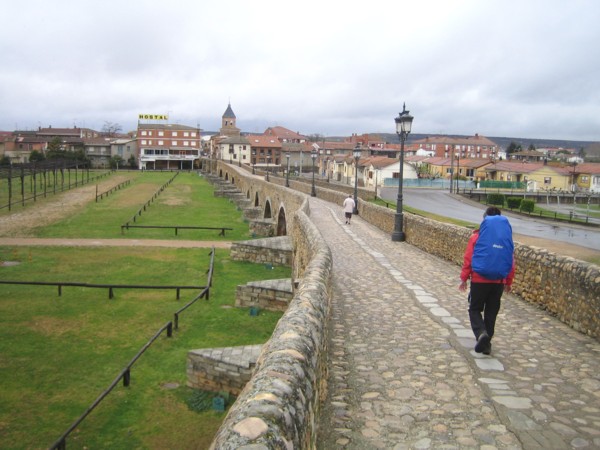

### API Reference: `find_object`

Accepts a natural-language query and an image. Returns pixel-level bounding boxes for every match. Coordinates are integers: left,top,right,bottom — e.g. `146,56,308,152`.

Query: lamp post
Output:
391,103,414,242
252,150,256,174
266,155,271,181
449,144,455,193
286,152,291,187
310,148,317,196
455,154,460,194
353,144,361,214
238,146,241,167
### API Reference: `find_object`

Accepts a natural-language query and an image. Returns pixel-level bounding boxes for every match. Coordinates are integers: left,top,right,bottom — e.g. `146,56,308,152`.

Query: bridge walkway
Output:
310,197,600,449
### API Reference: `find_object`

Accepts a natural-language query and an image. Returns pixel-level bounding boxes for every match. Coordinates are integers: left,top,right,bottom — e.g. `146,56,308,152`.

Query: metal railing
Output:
95,179,132,202
0,280,206,300
47,247,216,450
121,224,233,236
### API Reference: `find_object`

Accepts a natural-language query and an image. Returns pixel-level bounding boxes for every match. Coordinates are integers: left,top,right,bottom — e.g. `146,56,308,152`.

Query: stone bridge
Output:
197,160,599,449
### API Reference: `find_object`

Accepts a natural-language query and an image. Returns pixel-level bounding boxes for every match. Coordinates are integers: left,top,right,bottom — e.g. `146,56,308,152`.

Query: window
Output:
172,141,177,146
544,177,552,185
148,140,152,145
581,176,589,182
183,141,189,146
184,132,189,137
172,132,178,137
158,131,164,137
141,140,147,145
191,142,196,146
141,131,147,136
191,132,197,137
158,140,164,145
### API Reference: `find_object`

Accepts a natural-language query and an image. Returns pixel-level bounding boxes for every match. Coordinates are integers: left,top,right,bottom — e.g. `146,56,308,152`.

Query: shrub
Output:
487,193,505,206
520,199,535,213
507,197,522,209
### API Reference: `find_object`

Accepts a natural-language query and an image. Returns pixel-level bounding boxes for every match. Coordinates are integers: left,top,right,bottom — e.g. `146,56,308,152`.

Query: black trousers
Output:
468,282,504,340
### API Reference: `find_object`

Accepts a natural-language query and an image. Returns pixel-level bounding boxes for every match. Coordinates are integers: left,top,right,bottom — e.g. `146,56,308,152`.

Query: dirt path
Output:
0,175,132,237
0,237,231,249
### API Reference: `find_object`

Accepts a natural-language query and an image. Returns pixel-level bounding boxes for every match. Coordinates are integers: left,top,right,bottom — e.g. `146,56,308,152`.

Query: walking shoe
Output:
483,341,492,355
475,332,490,353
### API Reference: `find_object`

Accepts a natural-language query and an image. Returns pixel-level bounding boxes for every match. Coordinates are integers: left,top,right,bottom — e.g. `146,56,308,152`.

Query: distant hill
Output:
239,130,599,157
371,133,597,151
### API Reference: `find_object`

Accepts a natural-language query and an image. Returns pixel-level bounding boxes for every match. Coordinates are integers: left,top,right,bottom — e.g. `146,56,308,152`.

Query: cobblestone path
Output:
311,198,600,449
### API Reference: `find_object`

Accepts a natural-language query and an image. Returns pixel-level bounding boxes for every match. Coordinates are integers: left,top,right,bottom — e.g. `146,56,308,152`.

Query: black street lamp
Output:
455,154,460,193
266,155,271,181
449,144,455,193
286,152,291,187
353,145,361,214
310,148,317,197
252,149,256,174
238,146,241,167
391,103,414,242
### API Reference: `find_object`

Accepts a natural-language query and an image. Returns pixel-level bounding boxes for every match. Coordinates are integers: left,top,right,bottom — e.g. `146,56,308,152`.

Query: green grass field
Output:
0,172,289,449
29,172,251,241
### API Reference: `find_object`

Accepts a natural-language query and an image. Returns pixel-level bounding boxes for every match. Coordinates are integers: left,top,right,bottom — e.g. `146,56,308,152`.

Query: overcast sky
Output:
1,0,599,142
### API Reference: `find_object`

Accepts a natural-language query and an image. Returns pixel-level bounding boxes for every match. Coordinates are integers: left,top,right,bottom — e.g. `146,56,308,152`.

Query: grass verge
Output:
0,245,289,449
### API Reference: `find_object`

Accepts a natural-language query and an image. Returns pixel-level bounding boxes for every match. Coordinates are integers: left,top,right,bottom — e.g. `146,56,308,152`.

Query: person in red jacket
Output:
459,206,515,355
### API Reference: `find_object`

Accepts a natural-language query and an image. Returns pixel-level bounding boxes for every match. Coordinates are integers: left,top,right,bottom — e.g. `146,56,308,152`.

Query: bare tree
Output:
101,121,123,137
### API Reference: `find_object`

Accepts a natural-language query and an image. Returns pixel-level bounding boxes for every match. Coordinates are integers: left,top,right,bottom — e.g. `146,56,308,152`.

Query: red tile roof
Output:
247,134,282,148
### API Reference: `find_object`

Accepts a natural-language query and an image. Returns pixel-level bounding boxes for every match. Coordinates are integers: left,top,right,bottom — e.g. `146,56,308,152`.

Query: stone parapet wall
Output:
210,203,332,449
512,245,600,337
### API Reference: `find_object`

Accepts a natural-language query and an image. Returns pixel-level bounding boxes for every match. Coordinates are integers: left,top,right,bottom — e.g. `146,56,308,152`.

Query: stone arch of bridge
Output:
264,199,273,219
276,205,287,236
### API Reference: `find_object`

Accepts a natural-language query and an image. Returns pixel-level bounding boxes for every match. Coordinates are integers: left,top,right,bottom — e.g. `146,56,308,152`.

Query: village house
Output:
1,131,47,163
247,134,282,170
83,137,113,168
263,126,311,172
110,138,138,168
413,134,500,160
483,161,573,191
361,155,417,191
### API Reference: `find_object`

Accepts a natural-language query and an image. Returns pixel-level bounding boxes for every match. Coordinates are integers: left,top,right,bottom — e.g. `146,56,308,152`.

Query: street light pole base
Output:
391,231,406,242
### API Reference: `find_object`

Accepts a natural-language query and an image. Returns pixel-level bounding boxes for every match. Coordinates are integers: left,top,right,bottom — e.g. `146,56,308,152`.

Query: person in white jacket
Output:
342,194,356,224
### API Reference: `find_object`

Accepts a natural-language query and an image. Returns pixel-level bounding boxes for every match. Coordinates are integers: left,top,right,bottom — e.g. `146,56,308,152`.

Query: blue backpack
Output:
472,215,514,280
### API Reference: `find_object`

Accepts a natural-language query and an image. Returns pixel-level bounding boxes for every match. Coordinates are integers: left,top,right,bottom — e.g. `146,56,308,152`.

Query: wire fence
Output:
0,161,112,210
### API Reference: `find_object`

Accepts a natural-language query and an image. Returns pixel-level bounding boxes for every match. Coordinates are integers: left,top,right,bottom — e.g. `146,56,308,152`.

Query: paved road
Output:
312,196,600,449
379,188,600,251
